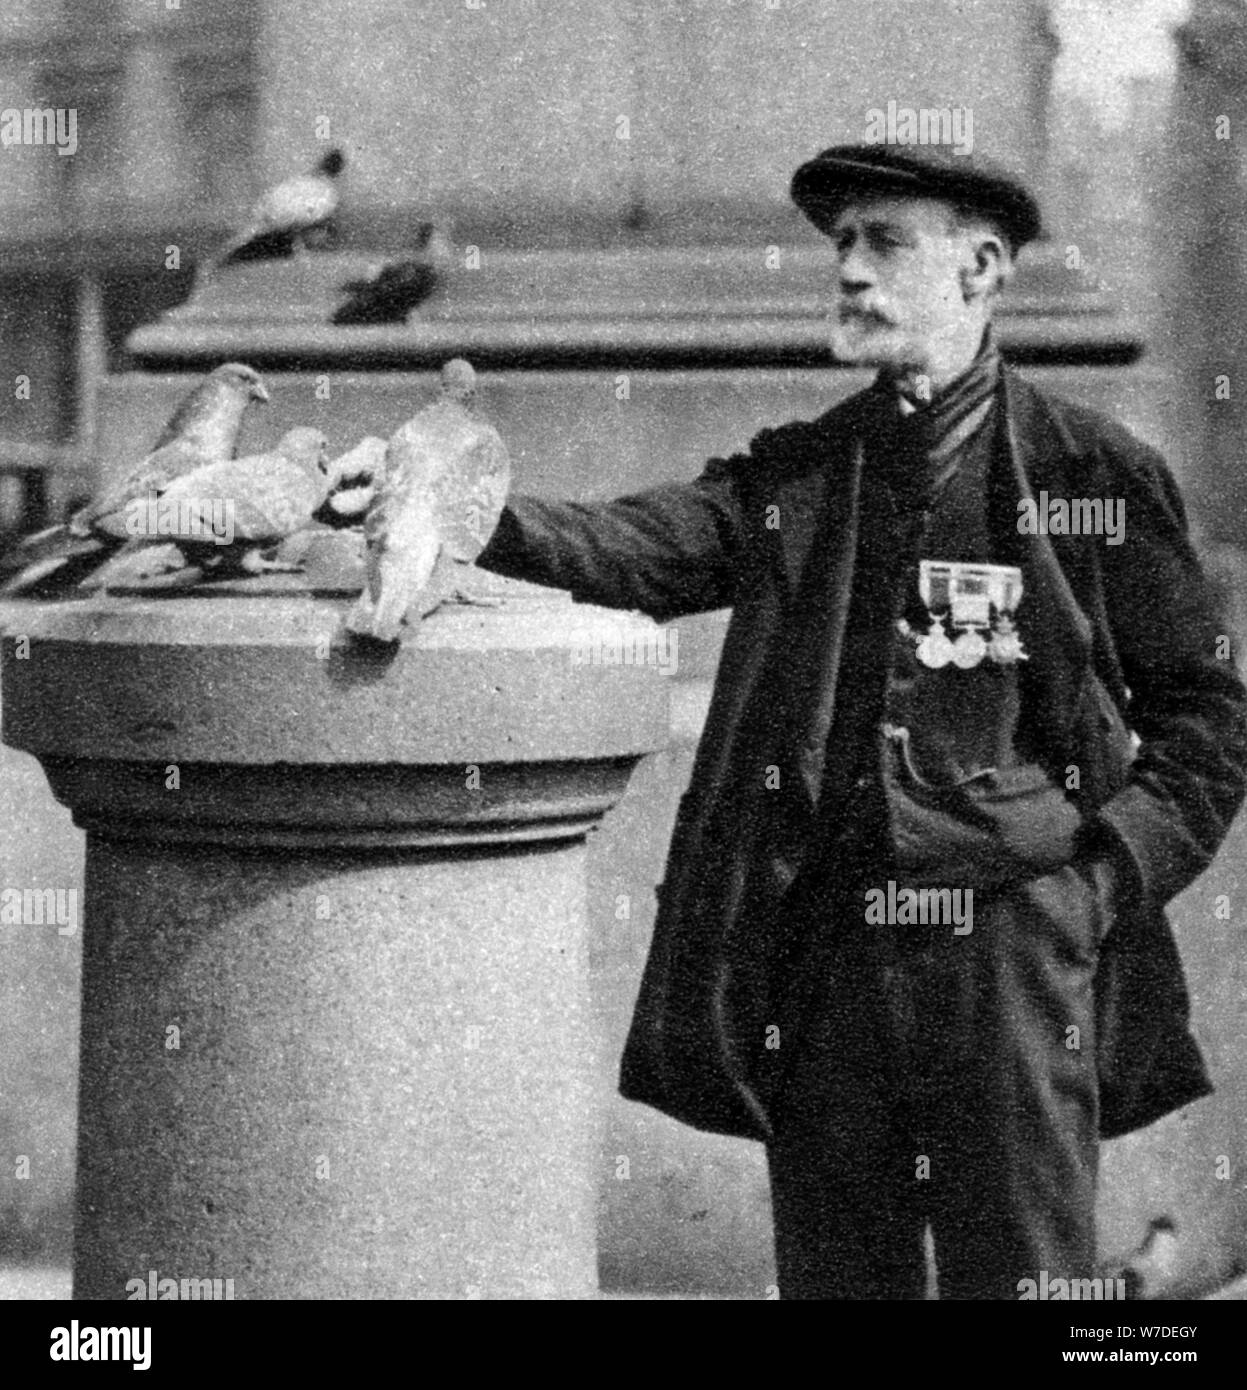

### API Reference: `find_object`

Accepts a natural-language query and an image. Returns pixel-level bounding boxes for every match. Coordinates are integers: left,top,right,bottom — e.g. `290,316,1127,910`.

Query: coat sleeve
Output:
1090,440,1247,908
475,448,754,623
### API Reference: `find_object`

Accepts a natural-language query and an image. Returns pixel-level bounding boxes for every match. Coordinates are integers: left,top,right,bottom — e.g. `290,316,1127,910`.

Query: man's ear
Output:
959,231,1009,303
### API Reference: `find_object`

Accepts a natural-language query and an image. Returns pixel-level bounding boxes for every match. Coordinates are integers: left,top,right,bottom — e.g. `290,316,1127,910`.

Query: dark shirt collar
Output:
866,324,1001,501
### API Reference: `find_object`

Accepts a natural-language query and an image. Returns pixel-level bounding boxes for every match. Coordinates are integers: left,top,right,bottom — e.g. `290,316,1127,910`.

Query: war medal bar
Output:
901,560,1028,670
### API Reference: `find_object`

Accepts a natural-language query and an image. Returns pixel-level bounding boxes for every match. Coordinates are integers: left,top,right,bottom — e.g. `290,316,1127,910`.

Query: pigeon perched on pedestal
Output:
81,427,333,589
313,435,388,525
204,148,346,274
345,359,510,643
0,363,270,596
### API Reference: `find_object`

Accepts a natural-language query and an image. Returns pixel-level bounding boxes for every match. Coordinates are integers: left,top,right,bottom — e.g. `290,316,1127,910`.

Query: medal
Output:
952,628,987,668
914,614,955,668
904,560,1028,670
988,613,1028,664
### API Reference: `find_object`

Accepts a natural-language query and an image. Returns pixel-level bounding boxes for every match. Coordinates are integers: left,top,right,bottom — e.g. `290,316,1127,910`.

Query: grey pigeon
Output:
346,359,510,642
331,226,452,324
0,362,269,595
83,427,332,589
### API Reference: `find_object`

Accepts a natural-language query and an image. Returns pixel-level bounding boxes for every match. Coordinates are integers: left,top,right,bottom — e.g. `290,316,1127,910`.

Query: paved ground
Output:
2,1264,1243,1299
0,1266,70,1299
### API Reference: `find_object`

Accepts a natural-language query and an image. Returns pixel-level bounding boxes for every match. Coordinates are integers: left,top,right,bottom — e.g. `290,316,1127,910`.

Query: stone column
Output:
1169,0,1247,544
0,584,668,1300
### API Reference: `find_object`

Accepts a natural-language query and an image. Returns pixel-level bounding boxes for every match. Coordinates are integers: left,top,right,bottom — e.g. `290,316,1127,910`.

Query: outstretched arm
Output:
477,452,749,623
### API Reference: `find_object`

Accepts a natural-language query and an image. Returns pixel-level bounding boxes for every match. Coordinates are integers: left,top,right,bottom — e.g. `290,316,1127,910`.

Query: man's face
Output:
827,195,980,375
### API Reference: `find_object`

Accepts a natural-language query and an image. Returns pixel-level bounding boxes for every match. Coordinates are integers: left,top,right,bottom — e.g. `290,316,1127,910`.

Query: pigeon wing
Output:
80,438,217,538
254,172,338,236
430,422,511,563
157,456,322,544
347,437,442,641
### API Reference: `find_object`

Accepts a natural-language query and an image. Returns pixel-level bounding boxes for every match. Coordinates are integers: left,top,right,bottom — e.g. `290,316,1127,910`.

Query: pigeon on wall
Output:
82,427,333,590
142,362,271,460
0,363,270,596
331,225,453,324
346,359,510,643
204,147,346,273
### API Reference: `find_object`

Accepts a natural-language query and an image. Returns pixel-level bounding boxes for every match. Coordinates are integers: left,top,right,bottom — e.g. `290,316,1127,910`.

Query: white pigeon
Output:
205,148,345,273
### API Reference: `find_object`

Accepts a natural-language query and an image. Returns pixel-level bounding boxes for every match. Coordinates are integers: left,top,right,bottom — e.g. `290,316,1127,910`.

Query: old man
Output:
478,144,1247,1299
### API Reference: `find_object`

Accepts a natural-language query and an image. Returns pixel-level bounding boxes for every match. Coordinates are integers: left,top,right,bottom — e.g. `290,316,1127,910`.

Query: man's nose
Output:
837,245,874,294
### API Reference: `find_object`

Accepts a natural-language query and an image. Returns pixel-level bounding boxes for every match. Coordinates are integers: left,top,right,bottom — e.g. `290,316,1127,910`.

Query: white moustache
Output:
838,304,895,327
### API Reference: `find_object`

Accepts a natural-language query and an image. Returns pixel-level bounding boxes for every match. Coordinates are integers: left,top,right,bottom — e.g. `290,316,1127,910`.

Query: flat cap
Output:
791,143,1043,252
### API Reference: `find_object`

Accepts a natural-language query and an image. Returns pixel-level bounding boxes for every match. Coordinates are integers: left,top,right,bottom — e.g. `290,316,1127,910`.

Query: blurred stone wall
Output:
256,0,1055,244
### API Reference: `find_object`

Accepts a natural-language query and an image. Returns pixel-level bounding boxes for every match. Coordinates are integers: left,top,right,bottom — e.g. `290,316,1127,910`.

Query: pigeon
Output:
346,359,510,643
1120,1216,1180,1300
1097,1214,1180,1300
144,362,270,459
313,435,388,525
78,363,271,537
331,226,453,325
0,363,270,595
205,148,346,273
82,427,333,590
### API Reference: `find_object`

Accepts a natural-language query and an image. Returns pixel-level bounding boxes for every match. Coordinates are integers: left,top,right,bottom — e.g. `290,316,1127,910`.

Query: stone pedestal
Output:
0,584,668,1299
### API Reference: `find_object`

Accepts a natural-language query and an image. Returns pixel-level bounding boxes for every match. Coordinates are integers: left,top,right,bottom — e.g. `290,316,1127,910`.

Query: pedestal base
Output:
74,833,596,1300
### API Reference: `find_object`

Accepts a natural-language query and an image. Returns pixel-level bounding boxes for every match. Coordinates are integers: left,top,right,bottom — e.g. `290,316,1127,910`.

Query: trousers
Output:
764,857,1105,1300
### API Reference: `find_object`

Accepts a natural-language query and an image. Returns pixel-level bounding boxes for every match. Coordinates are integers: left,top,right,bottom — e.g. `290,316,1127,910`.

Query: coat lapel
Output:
768,387,878,602
764,389,882,814
994,370,1096,753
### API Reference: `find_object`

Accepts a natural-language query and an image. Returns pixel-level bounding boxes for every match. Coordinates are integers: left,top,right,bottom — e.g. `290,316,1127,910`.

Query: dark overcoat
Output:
479,367,1247,1142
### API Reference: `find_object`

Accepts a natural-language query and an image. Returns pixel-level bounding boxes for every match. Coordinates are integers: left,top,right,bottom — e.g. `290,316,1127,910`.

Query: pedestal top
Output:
0,579,670,767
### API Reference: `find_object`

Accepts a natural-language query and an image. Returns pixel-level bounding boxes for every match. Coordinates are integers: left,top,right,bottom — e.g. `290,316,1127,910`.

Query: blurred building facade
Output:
0,0,258,538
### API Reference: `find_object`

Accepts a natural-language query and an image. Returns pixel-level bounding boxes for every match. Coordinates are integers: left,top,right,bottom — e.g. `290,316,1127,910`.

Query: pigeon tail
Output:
345,583,409,644
0,535,111,596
